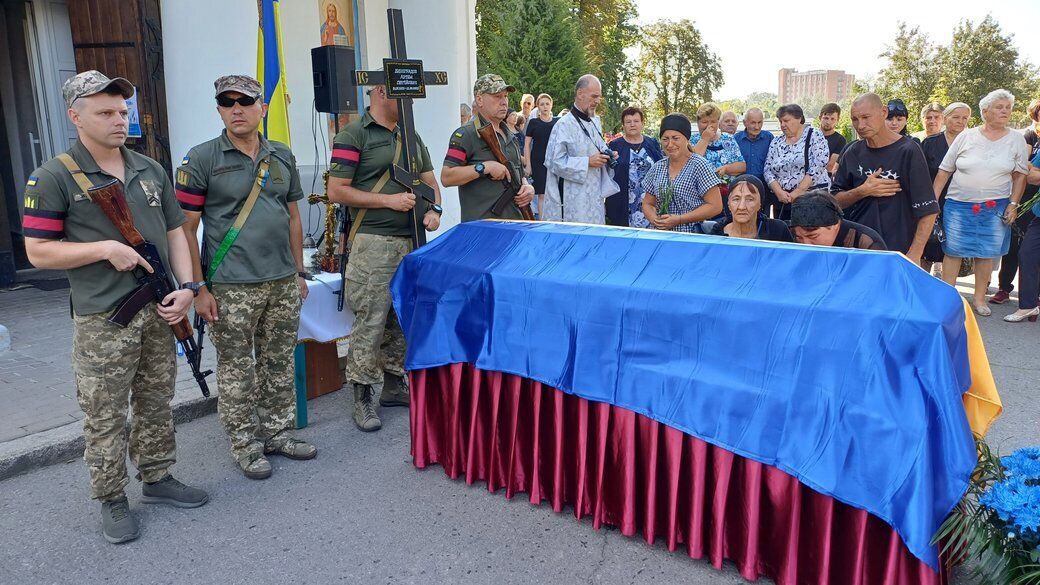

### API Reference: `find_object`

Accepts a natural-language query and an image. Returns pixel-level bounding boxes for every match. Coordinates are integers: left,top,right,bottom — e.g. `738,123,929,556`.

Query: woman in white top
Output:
932,89,1031,316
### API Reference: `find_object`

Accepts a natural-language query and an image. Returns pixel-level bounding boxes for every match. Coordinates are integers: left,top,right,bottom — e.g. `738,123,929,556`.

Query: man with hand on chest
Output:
831,93,938,264
177,75,316,481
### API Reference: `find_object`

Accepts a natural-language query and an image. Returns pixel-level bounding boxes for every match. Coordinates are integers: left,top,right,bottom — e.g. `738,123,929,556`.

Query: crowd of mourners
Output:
460,82,1040,324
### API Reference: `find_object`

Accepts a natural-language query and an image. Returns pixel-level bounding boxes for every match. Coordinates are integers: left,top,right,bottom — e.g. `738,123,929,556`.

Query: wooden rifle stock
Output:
86,180,146,246
476,124,536,221
88,179,212,396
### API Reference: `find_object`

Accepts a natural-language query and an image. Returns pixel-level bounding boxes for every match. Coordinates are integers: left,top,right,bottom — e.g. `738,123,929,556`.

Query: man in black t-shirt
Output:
830,93,937,263
819,103,846,175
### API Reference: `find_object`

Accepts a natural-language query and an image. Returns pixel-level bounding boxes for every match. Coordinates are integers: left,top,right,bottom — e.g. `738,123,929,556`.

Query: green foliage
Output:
933,437,1040,584
873,24,941,133
870,15,1040,130
634,19,723,122
476,0,587,115
571,0,639,132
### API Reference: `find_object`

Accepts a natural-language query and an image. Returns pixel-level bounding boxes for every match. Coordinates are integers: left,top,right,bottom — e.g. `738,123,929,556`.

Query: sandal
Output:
973,304,992,317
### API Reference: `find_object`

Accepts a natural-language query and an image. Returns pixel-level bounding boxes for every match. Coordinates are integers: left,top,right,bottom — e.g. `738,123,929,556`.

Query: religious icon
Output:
319,0,352,47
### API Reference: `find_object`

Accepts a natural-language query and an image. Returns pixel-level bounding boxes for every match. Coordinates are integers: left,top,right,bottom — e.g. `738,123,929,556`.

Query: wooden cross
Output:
353,9,448,249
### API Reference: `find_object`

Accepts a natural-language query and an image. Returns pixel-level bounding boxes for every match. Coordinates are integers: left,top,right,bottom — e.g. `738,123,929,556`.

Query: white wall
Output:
161,0,476,238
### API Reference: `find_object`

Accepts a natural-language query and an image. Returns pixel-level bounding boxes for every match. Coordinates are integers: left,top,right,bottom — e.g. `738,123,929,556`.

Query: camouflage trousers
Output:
344,233,412,387
72,304,176,501
209,276,301,462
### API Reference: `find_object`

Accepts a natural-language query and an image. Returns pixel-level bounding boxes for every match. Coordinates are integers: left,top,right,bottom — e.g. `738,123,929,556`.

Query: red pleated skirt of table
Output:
409,363,949,585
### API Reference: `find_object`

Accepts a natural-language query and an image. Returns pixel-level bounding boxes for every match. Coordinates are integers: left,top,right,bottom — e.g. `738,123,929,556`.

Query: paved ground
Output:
0,268,1035,584
0,277,216,444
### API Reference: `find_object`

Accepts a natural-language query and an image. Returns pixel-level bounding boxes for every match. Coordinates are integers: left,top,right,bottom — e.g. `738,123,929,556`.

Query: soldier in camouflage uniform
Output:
441,74,535,220
23,71,208,545
176,75,317,479
327,83,442,431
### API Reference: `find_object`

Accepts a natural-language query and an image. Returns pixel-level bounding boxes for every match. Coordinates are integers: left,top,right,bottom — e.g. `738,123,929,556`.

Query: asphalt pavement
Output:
0,277,1035,584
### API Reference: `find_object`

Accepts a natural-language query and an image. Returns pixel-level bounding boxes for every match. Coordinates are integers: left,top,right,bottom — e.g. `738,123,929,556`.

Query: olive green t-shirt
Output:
443,114,524,222
175,132,304,284
328,109,434,237
22,140,186,316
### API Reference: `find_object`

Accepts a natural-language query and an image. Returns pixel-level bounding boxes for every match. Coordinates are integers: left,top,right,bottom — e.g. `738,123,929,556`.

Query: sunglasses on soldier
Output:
216,94,258,108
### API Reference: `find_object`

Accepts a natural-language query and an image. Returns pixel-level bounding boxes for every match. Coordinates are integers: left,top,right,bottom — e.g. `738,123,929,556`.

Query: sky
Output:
634,0,1040,100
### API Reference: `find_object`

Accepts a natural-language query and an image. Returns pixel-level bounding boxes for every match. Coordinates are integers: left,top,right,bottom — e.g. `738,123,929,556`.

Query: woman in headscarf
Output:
709,175,793,242
641,113,723,233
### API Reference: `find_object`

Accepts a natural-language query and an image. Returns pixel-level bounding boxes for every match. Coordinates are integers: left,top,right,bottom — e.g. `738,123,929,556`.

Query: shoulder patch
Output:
176,168,190,186
454,132,464,138
180,156,190,166
27,176,38,187
24,192,39,209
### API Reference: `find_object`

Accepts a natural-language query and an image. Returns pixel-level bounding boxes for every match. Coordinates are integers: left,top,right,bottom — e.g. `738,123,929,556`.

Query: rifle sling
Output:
56,153,96,193
347,135,402,246
206,157,271,283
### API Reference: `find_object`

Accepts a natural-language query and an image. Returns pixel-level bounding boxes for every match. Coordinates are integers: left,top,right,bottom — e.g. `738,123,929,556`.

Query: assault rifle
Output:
478,124,536,221
90,179,213,397
335,206,352,311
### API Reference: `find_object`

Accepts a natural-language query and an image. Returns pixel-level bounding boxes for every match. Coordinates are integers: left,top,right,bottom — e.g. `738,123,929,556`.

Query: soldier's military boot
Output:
353,383,382,432
264,435,318,460
141,475,209,508
380,372,410,408
100,496,139,544
238,452,273,480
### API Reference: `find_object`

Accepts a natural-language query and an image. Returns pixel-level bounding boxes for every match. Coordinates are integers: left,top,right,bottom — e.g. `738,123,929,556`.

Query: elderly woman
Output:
641,113,723,233
763,103,831,220
691,102,746,181
708,175,793,242
919,102,944,139
608,106,663,228
933,89,1031,316
719,110,740,135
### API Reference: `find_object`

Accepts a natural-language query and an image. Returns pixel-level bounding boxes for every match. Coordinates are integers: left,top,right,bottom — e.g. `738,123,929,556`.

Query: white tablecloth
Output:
298,272,355,343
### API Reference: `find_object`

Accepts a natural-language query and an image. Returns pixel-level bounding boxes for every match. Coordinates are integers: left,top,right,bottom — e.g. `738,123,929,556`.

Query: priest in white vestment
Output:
542,75,619,223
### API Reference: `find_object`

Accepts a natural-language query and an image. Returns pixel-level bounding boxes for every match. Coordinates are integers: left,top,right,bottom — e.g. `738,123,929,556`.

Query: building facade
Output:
778,68,855,105
0,0,477,284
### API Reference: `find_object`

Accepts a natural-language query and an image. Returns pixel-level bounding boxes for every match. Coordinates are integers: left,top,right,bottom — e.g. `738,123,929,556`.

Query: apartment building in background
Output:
778,68,855,104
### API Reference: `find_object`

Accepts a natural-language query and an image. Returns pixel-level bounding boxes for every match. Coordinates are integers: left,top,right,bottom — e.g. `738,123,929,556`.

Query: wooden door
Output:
66,0,171,174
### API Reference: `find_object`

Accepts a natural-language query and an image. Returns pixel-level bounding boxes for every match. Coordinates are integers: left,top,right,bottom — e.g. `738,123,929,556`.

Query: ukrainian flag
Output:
257,0,291,145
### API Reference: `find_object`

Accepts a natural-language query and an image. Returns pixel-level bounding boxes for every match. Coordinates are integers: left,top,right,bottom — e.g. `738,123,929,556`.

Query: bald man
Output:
830,93,937,263
542,74,620,224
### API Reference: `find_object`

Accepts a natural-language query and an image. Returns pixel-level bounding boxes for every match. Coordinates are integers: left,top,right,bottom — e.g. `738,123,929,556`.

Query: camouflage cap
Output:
473,74,515,96
62,71,134,109
214,75,263,99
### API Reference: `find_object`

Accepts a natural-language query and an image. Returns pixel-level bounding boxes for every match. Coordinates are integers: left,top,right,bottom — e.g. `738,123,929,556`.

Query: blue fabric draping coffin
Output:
390,220,976,569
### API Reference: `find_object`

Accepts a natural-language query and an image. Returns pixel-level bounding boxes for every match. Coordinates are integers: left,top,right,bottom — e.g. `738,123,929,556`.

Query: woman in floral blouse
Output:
763,103,831,220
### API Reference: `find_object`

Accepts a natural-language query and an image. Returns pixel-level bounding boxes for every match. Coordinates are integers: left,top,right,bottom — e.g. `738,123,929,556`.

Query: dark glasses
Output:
216,94,258,108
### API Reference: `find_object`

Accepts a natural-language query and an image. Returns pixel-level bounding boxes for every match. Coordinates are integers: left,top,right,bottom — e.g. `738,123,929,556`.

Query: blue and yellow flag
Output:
257,0,291,145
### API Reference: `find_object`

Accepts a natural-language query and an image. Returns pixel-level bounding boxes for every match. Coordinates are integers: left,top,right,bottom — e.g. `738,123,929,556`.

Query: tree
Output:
571,0,639,131
934,15,1039,126
871,16,1040,128
477,0,587,114
634,19,723,122
873,24,941,132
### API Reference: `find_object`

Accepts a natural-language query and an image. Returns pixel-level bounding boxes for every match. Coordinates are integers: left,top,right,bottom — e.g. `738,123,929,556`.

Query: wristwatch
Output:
474,162,486,176
428,203,443,215
180,281,204,297
297,271,311,280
